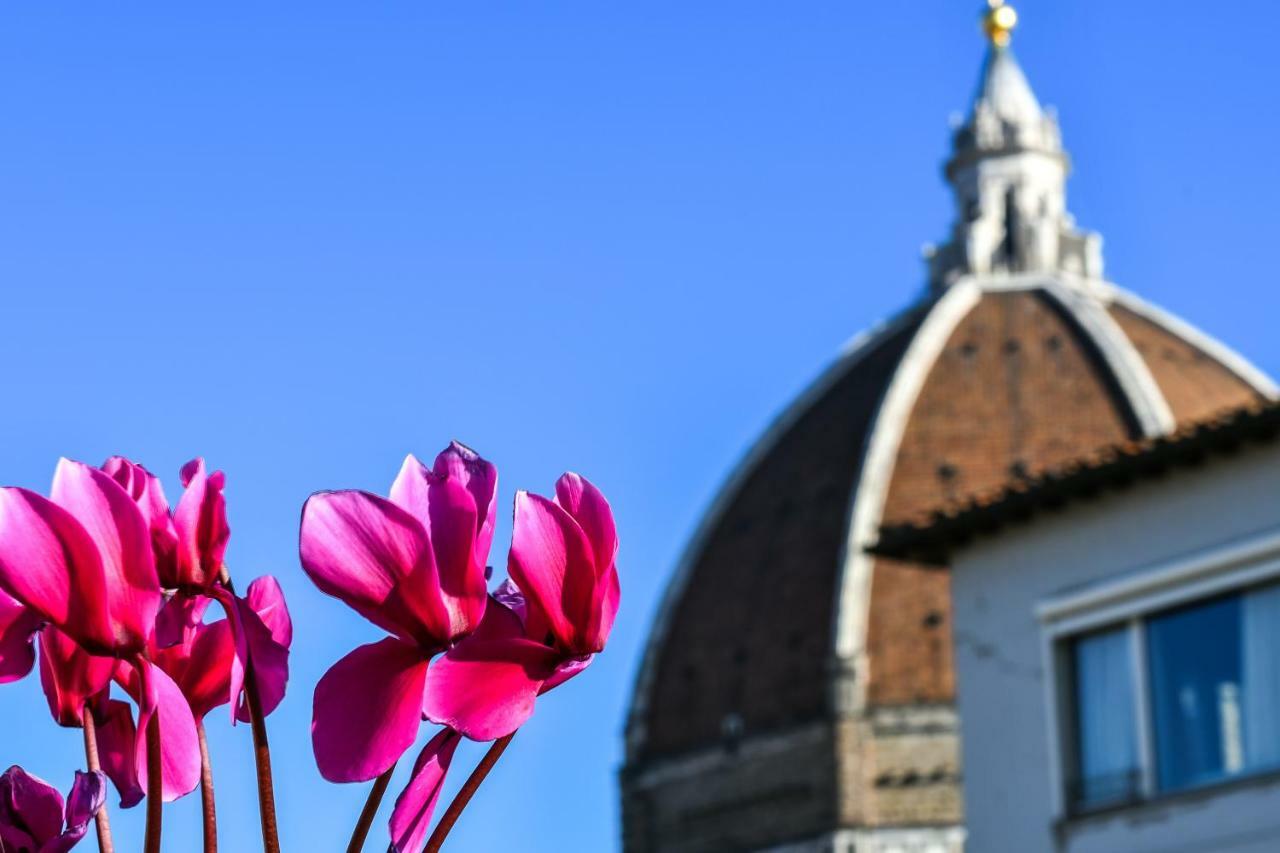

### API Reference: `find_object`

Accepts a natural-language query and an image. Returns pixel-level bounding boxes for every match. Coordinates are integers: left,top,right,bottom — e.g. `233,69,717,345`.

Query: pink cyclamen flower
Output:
299,442,495,783
0,765,106,853
384,473,619,850
422,473,620,741
0,459,200,802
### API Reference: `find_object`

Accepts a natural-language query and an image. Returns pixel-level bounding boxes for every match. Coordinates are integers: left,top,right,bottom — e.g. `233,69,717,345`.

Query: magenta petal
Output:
172,458,230,589
153,619,234,720
132,662,201,802
50,460,160,653
390,456,487,641
95,700,143,808
540,654,594,695
0,592,39,684
311,638,430,782
508,491,599,653
423,633,558,741
432,442,498,567
1,765,64,844
0,487,114,653
102,457,178,589
300,491,446,645
153,593,211,650
43,769,108,853
388,729,461,853
38,629,114,728
233,583,291,723
554,472,617,577
244,576,292,648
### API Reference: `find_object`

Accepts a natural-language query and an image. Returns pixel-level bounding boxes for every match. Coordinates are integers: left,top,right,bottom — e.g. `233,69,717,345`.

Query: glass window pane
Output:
1072,627,1139,808
1147,594,1242,792
1241,584,1280,772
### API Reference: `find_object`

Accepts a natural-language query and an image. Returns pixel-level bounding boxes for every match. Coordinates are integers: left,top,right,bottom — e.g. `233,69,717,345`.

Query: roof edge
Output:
871,399,1280,565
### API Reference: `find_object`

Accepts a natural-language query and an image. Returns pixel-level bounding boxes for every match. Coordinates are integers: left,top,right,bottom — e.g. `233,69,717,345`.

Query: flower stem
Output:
81,708,115,853
423,733,515,853
143,712,163,853
244,659,281,853
197,719,218,853
218,574,281,853
346,764,396,853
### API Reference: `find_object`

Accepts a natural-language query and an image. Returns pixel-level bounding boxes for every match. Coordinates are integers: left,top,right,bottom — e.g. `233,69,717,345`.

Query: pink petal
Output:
233,583,290,723
540,654,594,694
173,458,230,589
152,619,234,720
0,487,115,654
243,576,292,648
129,661,201,802
390,456,487,640
45,770,107,853
508,492,600,654
300,491,448,647
388,729,461,853
94,700,143,808
311,637,430,783
38,629,115,728
422,636,557,741
0,592,40,684
153,592,211,649
432,442,498,569
1,765,64,844
421,597,557,741
207,586,250,727
50,459,160,653
102,457,179,589
553,472,617,578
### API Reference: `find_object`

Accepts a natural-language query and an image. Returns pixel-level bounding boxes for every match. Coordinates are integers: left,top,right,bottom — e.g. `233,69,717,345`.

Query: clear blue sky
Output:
1,2,1278,850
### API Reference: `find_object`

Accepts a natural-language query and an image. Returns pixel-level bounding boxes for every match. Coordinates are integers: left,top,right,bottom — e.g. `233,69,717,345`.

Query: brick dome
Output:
628,281,1272,762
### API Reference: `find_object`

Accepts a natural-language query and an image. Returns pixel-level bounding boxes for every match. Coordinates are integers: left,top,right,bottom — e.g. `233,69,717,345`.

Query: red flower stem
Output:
244,649,282,853
346,763,396,853
143,711,163,853
423,733,516,853
81,707,115,853
197,719,218,853
218,574,281,853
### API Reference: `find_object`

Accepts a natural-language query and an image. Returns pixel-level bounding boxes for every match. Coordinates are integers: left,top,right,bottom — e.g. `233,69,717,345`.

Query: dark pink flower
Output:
299,442,495,783
0,592,40,685
423,473,619,741
0,460,200,803
0,765,106,853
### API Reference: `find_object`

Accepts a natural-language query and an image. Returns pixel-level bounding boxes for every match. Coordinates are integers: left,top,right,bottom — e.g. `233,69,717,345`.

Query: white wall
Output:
949,440,1280,853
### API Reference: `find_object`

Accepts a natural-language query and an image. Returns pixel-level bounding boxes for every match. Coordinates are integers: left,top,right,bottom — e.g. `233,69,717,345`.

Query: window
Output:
1069,628,1139,808
1063,582,1280,814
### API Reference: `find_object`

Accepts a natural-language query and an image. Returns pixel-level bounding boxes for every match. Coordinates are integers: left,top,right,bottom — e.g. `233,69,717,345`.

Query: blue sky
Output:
1,2,1278,850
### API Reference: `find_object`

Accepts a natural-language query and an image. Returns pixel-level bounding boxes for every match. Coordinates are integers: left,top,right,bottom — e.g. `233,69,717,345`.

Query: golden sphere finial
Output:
982,0,1018,47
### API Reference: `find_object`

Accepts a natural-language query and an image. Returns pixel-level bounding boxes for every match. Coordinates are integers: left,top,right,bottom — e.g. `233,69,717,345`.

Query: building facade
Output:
877,404,1280,852
621,5,1277,852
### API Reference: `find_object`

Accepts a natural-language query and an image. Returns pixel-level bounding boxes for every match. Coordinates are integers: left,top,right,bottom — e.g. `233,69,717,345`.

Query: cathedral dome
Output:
622,10,1276,853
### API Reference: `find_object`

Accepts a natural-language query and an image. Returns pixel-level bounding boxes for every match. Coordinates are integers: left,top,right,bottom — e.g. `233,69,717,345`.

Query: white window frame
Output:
1037,525,1280,819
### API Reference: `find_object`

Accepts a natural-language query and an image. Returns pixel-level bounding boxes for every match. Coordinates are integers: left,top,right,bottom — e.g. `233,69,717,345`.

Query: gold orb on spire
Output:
982,0,1018,47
